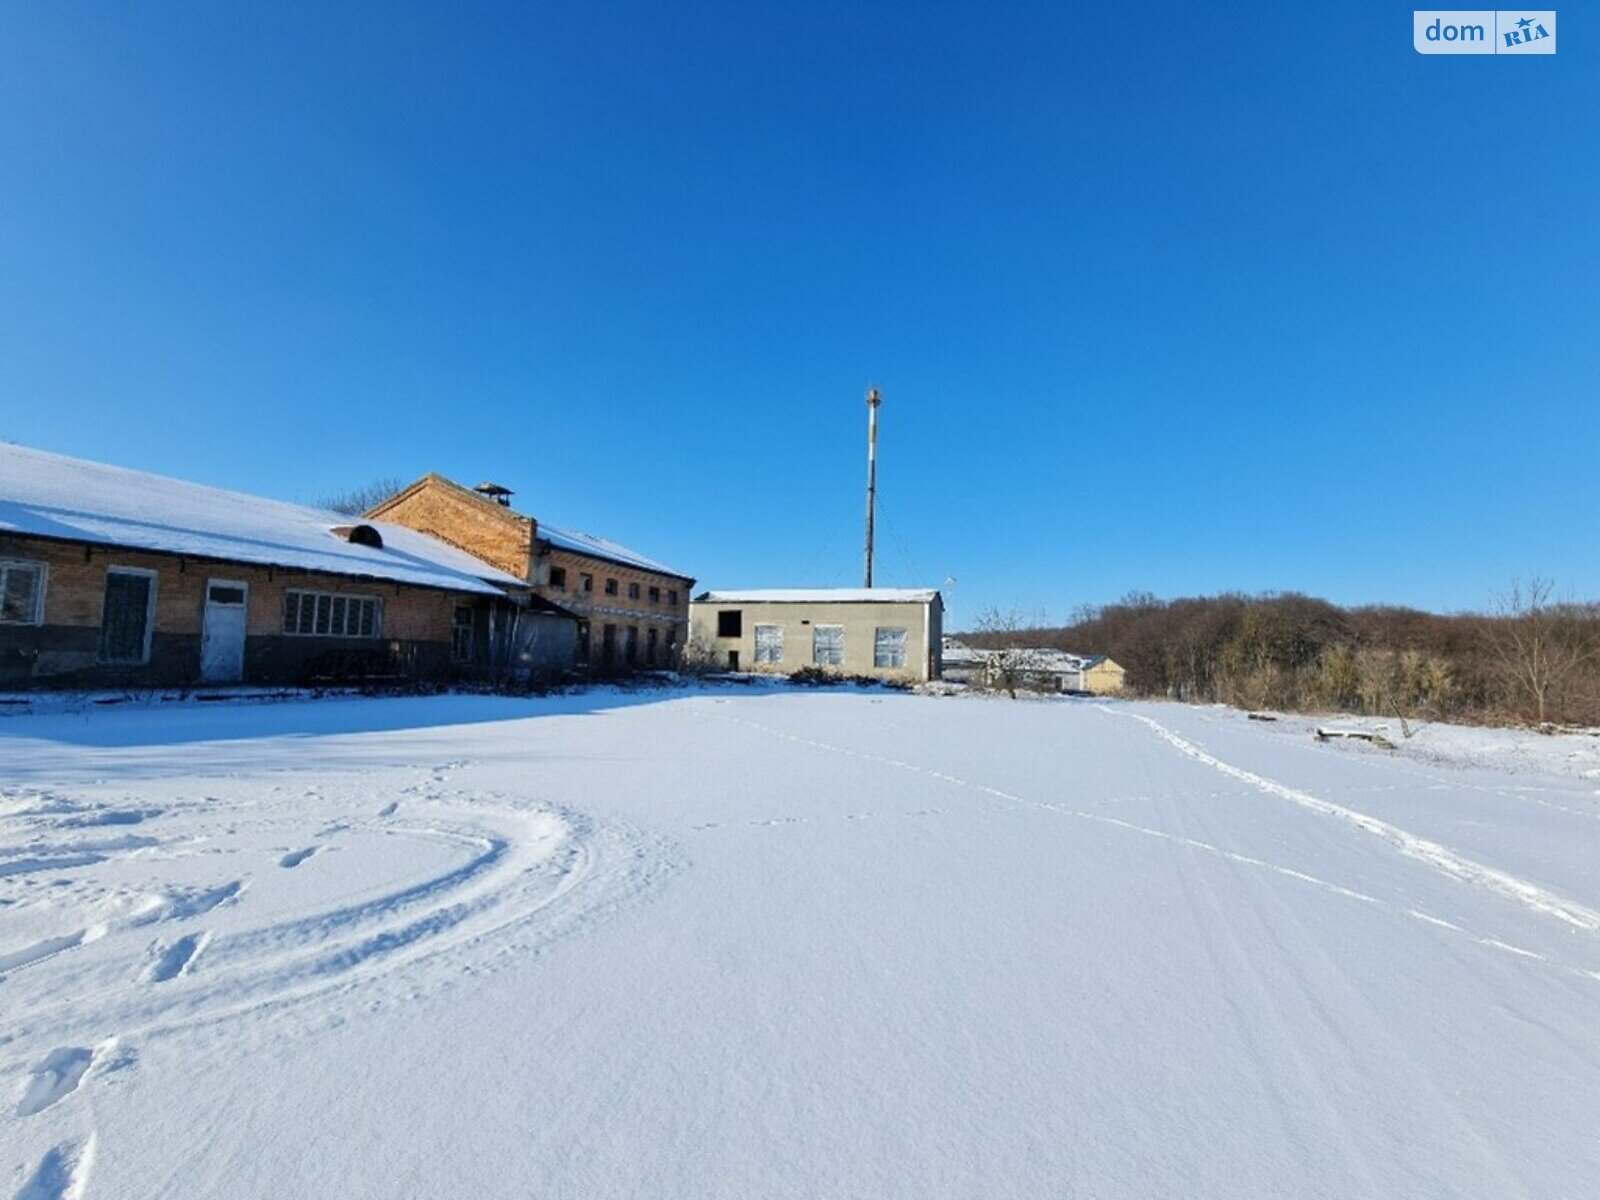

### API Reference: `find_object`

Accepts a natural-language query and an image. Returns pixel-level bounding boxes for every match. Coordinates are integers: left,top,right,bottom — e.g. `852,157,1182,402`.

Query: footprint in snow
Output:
146,932,210,983
279,847,318,869
14,1134,96,1200
15,1043,112,1118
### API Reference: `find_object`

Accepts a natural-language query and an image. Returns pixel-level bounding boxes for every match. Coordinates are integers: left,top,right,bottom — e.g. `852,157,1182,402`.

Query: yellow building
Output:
689,589,944,683
1078,656,1126,695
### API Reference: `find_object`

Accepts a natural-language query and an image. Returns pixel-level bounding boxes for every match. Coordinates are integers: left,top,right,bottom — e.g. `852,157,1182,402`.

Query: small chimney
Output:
474,481,514,507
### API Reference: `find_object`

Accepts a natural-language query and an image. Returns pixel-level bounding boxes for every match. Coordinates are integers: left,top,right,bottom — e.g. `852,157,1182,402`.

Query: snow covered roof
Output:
0,444,528,595
695,588,942,604
538,522,689,579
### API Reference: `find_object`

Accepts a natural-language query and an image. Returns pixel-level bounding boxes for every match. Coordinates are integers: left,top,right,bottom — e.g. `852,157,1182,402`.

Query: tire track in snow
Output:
700,707,1599,981
0,797,670,1076
1101,706,1600,934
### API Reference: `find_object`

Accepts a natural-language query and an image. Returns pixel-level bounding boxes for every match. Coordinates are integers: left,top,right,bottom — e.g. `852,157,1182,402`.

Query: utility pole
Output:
864,387,881,587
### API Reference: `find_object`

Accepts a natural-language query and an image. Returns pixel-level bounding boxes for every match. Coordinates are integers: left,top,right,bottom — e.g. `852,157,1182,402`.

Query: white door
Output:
200,580,248,682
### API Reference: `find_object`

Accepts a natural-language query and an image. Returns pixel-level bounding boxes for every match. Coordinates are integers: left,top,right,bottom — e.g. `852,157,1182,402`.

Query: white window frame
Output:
754,623,784,664
0,558,47,626
813,624,845,667
205,579,249,609
874,626,909,669
282,589,383,639
98,566,158,665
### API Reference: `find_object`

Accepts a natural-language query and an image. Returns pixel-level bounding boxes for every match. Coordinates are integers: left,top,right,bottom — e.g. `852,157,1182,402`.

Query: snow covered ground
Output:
3,688,1598,1198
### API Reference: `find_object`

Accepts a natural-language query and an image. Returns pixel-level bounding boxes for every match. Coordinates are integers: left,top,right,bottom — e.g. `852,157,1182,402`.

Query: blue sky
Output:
2,3,1594,627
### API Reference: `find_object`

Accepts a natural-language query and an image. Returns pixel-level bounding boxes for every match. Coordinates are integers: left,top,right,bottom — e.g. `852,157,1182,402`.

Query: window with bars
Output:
0,560,45,625
874,627,908,669
813,624,845,666
283,590,382,638
98,568,156,664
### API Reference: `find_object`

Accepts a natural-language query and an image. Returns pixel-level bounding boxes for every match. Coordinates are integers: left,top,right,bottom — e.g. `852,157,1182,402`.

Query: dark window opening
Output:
452,606,475,662
668,590,679,607
549,566,567,590
624,626,639,665
581,573,594,593
727,649,740,670
602,623,617,663
0,561,45,625
627,582,640,600
604,578,618,596
717,610,743,638
648,586,661,604
575,621,590,663
99,570,154,664
646,627,659,664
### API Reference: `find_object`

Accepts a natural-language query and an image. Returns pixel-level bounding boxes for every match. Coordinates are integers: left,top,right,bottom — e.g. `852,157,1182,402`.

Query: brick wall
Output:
535,547,690,666
0,534,474,687
367,476,535,581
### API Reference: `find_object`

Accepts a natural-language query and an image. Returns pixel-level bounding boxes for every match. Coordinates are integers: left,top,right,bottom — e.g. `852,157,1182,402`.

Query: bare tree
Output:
1485,578,1598,725
973,606,1046,698
319,477,407,517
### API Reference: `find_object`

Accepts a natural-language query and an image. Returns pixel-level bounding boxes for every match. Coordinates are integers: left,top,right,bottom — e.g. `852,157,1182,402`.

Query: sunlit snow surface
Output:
3,689,1598,1198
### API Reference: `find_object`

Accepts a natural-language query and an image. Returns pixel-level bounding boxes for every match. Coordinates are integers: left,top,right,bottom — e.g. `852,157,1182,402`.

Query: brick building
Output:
368,474,695,669
0,445,544,689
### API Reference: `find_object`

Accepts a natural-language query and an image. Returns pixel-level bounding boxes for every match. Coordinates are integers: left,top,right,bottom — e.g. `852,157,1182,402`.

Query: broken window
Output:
874,627,908,669
716,610,742,638
98,568,156,664
0,560,45,625
648,586,661,604
605,578,618,596
549,566,567,590
813,624,845,667
754,624,784,664
581,573,594,593
628,582,641,600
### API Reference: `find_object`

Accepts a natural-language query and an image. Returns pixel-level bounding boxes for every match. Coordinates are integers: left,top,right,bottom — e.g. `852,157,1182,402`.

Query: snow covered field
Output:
3,688,1598,1198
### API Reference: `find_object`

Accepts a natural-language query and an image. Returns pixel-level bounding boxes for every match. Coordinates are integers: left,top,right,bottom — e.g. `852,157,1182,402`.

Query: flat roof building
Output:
689,589,944,684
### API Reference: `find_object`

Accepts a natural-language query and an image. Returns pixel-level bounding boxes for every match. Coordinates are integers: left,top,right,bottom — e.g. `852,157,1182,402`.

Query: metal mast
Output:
864,387,881,587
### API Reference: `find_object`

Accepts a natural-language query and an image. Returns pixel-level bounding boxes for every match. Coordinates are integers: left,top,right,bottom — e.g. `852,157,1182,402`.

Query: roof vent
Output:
474,482,514,507
331,524,385,548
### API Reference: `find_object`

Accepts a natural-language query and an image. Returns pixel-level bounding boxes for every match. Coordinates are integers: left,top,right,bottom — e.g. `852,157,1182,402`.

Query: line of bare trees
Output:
965,580,1600,727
